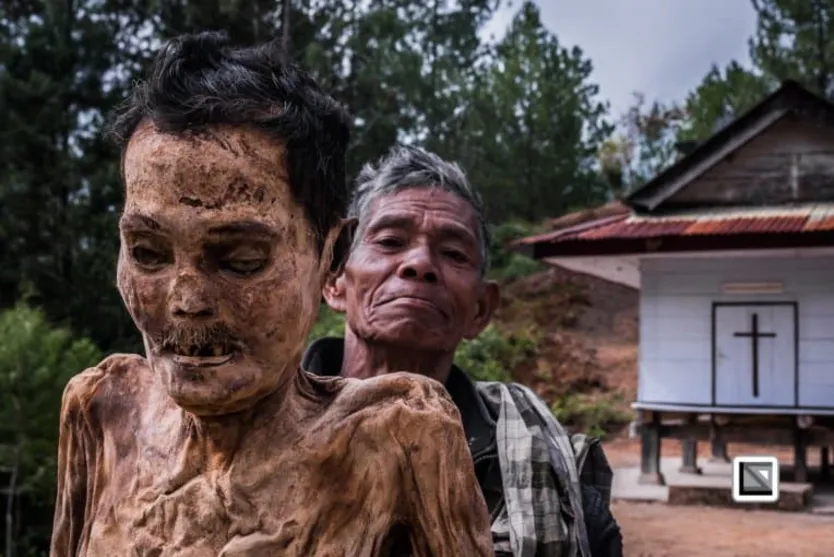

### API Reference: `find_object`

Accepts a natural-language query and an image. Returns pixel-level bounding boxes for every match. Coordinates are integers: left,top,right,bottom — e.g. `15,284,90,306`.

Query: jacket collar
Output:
302,337,495,458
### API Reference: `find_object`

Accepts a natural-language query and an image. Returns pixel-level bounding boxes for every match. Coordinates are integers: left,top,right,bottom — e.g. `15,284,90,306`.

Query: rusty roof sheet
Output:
513,203,834,246
541,201,630,231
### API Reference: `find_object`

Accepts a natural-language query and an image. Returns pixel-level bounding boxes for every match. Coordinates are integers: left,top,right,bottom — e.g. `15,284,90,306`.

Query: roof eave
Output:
508,213,630,254
524,230,834,260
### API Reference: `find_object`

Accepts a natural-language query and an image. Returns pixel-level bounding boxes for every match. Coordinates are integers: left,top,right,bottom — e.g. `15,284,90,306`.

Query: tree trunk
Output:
813,0,829,96
5,446,19,557
281,0,292,56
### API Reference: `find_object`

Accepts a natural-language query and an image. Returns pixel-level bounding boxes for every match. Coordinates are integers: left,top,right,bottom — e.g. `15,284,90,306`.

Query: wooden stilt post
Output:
821,447,830,480
679,414,702,474
639,411,666,485
709,418,730,463
794,427,808,484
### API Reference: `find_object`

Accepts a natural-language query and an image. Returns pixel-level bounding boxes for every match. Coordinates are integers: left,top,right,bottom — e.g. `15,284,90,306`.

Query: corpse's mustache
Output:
150,323,241,353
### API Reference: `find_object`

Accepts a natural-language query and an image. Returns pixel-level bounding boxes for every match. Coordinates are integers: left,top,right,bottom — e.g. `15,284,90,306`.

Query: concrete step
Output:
667,481,812,512
612,456,834,513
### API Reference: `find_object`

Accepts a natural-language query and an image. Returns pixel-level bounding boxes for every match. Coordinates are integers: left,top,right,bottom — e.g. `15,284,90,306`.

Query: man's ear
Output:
463,280,501,340
318,217,357,286
322,273,348,314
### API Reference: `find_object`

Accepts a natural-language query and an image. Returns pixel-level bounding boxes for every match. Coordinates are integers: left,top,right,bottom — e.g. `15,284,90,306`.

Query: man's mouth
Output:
383,295,447,318
164,341,240,367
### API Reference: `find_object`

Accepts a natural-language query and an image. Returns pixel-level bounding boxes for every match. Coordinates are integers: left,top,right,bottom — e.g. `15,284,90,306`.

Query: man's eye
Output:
131,246,169,268
377,237,404,248
443,249,468,263
221,259,267,276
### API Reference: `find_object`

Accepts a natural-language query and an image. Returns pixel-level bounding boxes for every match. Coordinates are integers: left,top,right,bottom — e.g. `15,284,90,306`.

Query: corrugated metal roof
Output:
513,203,834,246
541,201,630,231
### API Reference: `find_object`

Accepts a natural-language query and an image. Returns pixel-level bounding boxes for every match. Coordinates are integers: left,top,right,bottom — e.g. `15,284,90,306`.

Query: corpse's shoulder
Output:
60,353,151,424
329,372,463,431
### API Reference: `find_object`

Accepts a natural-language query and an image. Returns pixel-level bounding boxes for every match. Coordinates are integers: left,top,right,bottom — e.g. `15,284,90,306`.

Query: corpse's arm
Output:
50,371,100,557
394,380,495,557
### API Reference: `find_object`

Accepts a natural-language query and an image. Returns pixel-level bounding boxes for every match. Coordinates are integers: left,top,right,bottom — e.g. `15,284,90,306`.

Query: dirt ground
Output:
497,267,834,556
604,438,834,556
496,266,639,401
611,500,834,557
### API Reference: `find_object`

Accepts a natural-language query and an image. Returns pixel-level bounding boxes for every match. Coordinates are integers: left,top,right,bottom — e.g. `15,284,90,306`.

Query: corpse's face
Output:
117,123,339,416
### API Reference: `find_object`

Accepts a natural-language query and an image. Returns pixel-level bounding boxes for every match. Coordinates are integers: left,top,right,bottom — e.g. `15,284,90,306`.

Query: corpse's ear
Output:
318,217,357,287
462,280,500,340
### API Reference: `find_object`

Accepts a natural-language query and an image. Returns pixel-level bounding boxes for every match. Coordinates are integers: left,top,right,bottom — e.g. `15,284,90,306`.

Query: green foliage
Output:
495,256,543,282
489,221,536,267
0,303,101,556
307,304,346,343
299,0,503,175
0,303,101,485
454,324,538,383
550,392,632,439
750,0,834,96
678,62,773,143
451,1,614,222
487,221,545,281
599,94,687,193
0,0,139,353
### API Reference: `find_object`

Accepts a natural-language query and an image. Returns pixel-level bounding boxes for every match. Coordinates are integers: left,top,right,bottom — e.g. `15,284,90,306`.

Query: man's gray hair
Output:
348,145,492,276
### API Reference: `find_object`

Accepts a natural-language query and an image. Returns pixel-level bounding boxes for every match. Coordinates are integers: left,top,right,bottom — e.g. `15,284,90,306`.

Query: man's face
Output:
118,123,332,415
328,188,498,355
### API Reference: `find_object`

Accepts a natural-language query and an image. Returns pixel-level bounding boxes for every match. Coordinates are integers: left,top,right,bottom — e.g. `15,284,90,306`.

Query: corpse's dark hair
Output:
109,31,352,254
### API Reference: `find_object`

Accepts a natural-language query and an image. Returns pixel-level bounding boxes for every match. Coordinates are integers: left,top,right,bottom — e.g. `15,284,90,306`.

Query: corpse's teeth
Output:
174,343,231,357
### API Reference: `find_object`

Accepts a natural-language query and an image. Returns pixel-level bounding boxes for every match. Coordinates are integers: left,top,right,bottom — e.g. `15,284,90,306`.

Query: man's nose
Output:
169,273,216,319
397,245,438,283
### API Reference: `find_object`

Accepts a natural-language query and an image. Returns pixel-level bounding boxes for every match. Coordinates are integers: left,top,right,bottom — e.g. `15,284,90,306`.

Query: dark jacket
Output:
302,337,623,557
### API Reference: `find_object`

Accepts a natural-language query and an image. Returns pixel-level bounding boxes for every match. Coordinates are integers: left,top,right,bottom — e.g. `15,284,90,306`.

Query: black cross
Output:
733,313,776,398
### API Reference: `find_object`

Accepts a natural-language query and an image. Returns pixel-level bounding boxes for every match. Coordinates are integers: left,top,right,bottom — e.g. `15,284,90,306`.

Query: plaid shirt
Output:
476,381,603,557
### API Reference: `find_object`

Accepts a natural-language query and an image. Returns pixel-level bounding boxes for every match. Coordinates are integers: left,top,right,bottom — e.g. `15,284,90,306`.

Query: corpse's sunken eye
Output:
130,243,173,270
216,245,270,277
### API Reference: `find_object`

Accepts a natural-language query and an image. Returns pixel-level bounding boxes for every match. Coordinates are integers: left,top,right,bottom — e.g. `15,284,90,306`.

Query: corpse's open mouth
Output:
165,340,241,367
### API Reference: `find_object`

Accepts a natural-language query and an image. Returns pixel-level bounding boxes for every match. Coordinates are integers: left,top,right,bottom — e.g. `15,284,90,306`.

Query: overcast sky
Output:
482,1,759,120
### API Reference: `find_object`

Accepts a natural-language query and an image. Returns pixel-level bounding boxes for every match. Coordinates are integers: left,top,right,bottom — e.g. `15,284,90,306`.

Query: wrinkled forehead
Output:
122,122,291,215
361,187,479,242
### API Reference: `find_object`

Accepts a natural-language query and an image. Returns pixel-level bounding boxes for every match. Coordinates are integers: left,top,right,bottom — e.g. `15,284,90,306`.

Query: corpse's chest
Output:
85,439,403,556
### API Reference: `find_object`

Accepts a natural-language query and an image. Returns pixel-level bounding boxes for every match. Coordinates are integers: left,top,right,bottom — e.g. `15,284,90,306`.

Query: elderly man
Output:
304,146,623,557
50,34,495,557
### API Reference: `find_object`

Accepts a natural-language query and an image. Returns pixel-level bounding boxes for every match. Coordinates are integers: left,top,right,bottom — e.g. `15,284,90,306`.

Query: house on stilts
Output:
513,80,834,487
